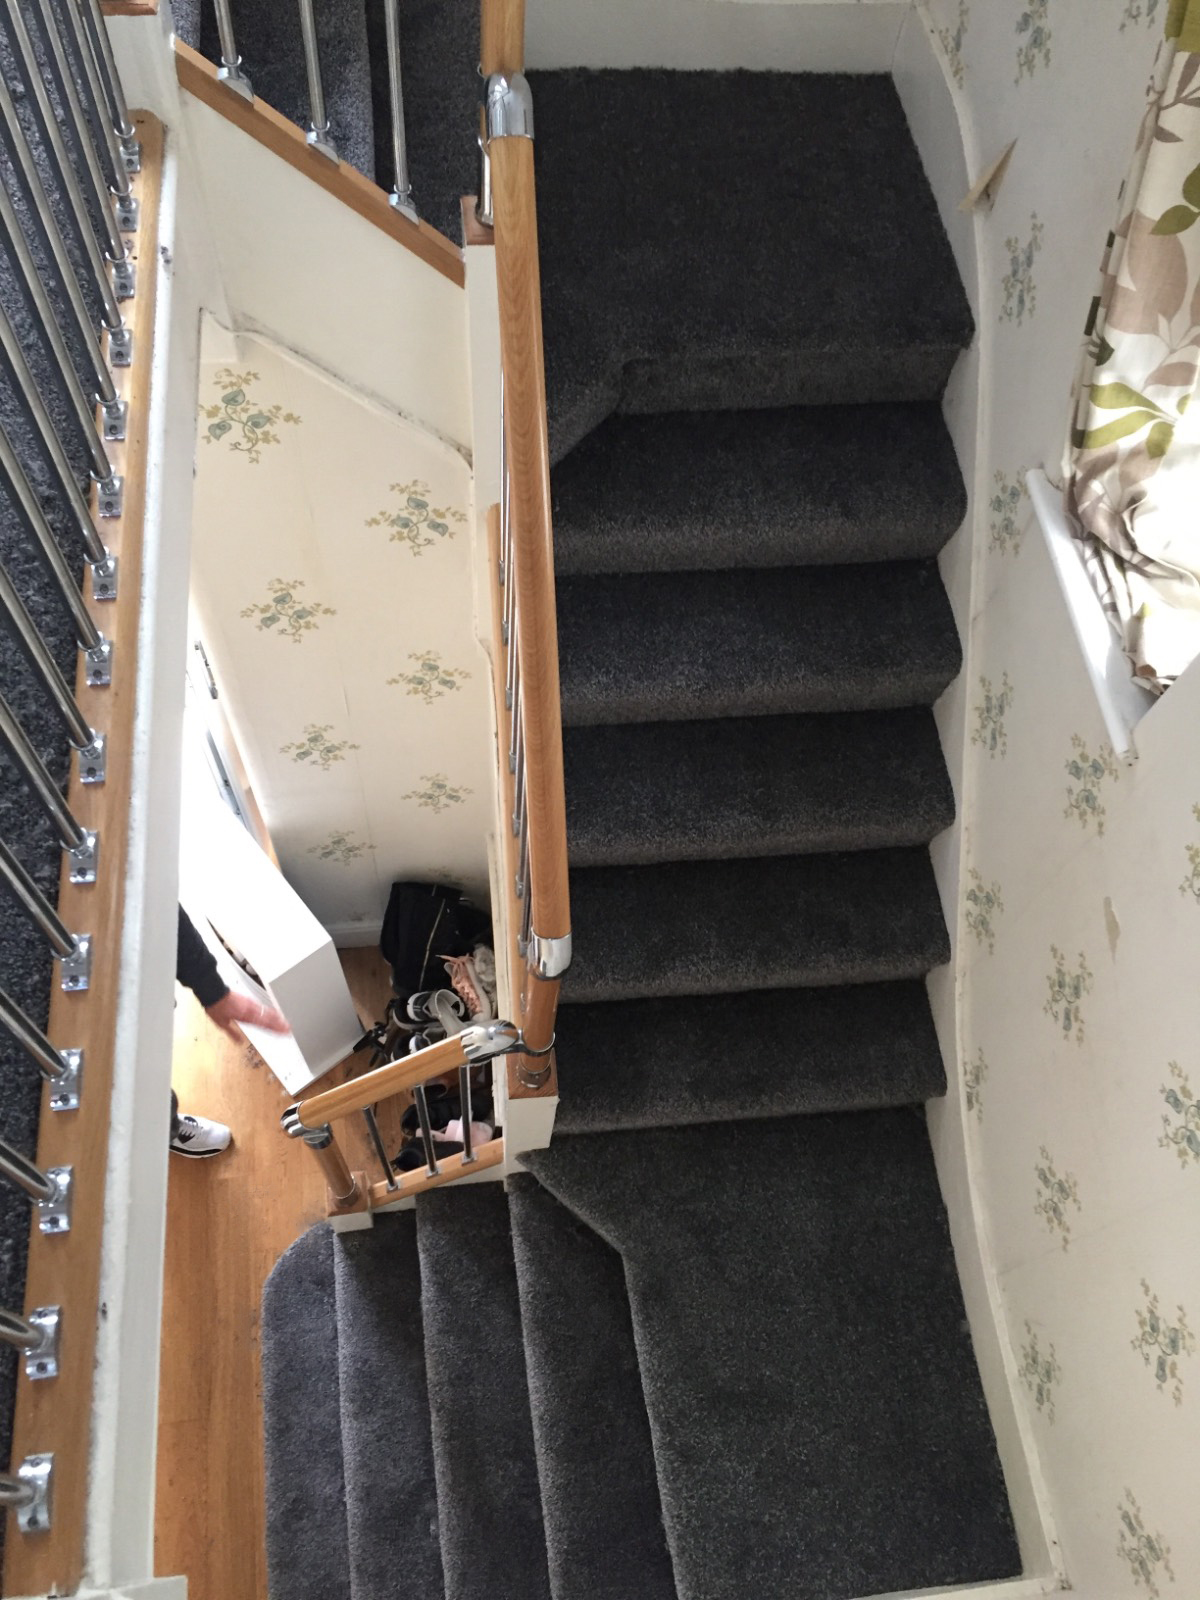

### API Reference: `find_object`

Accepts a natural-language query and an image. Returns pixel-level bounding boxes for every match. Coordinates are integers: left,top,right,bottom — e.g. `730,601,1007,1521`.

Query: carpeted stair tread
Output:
333,1214,444,1600
507,1174,677,1600
552,404,965,576
563,849,949,1005
555,981,946,1135
522,1113,1021,1600
261,1226,351,1600
417,1185,552,1600
564,709,954,869
558,561,960,727
199,0,376,179
532,70,973,462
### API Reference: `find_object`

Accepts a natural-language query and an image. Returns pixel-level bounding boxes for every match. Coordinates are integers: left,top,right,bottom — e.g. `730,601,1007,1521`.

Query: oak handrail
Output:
293,1033,472,1128
481,0,525,76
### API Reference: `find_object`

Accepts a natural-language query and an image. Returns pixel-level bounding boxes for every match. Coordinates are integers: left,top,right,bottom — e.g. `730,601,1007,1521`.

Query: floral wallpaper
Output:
907,1,1199,1593
191,330,493,937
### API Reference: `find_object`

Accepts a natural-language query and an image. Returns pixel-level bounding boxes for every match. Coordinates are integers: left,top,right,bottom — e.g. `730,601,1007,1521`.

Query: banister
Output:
481,0,525,77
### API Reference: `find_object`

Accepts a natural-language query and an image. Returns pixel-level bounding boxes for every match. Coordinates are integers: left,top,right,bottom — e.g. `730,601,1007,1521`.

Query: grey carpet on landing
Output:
260,52,1020,1600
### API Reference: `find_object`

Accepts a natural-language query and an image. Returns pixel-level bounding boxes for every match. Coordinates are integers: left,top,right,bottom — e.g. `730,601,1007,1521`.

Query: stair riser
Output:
561,671,959,729
563,947,949,1007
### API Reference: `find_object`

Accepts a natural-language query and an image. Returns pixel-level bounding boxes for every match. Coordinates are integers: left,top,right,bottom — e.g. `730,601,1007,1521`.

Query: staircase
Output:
261,50,1023,1600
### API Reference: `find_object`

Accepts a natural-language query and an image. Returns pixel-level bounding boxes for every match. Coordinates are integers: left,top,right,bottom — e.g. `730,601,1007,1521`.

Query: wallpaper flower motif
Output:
388,650,472,704
1043,946,1095,1044
202,368,300,464
972,673,1014,757
1121,0,1163,27
279,723,360,771
1064,735,1120,833
402,773,473,814
1180,804,1200,901
988,469,1028,554
307,830,372,864
1132,1280,1194,1405
1035,1145,1081,1250
366,480,467,556
241,578,335,644
1117,1490,1175,1597
1159,1062,1200,1166
1019,1322,1062,1421
965,867,1004,953
936,0,969,87
1001,217,1044,324
964,1046,988,1122
1015,0,1052,82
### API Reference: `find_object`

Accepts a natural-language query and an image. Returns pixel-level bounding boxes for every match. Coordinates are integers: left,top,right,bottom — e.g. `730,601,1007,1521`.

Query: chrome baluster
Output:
0,984,83,1109
0,566,105,780
79,0,142,174
0,73,126,344
457,1061,476,1165
519,811,532,956
382,0,416,219
297,0,336,161
362,1106,397,1191
56,0,132,208
0,691,98,883
411,1084,439,1178
0,1306,62,1378
213,0,253,100
0,301,120,587
0,426,112,681
498,376,509,587
0,1133,72,1233
2,1456,54,1531
0,838,91,990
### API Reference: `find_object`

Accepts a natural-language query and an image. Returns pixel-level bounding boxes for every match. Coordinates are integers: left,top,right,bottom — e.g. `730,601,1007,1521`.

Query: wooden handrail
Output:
481,0,525,76
3,113,162,1600
491,135,571,952
295,1032,472,1128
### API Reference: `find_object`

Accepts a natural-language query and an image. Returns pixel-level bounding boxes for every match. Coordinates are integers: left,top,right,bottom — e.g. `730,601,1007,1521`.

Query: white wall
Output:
897,4,1197,1596
527,0,908,70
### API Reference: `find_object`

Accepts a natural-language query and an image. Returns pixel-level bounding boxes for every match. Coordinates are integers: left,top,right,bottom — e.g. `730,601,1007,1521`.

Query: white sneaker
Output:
171,1112,232,1158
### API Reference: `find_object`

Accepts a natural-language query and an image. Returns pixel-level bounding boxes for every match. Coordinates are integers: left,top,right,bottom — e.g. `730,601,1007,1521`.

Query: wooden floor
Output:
155,947,398,1600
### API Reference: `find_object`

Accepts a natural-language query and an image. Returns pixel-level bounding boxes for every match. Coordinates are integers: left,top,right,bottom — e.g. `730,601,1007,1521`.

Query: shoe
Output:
171,1112,232,1158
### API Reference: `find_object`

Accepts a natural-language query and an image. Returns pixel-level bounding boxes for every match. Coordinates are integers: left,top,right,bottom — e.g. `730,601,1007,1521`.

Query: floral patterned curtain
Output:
1065,0,1200,692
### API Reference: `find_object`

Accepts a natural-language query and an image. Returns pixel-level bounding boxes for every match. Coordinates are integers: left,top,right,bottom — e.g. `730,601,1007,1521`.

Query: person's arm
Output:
177,907,289,1038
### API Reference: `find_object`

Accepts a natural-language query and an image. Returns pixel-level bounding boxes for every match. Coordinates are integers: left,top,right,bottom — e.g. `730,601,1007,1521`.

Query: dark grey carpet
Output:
565,709,955,868
532,71,972,463
557,561,961,727
564,849,950,1005
417,1185,551,1600
262,1226,352,1600
198,0,375,179
333,1214,443,1599
523,1113,1020,1600
554,981,946,1136
552,403,965,576
507,1174,676,1600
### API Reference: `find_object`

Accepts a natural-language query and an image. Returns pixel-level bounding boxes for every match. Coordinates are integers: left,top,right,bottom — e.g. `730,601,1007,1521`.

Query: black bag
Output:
379,880,491,998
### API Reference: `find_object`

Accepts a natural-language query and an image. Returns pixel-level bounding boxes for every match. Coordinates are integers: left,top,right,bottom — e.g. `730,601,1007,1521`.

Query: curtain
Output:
1065,0,1200,692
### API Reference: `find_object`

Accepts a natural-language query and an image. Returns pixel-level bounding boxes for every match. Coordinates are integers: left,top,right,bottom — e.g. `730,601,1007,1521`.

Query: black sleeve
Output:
176,906,230,1010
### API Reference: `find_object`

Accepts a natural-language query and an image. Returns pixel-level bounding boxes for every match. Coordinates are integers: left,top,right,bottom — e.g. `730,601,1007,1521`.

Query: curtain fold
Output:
1065,0,1200,692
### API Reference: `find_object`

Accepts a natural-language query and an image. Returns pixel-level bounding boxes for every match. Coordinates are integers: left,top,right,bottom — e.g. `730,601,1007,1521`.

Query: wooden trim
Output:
297,1034,470,1128
481,0,526,76
100,1,158,13
173,40,466,289
3,115,163,1600
369,1138,504,1208
492,135,571,954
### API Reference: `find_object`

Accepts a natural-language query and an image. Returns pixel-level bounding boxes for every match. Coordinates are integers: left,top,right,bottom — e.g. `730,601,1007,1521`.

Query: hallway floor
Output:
154,947,396,1600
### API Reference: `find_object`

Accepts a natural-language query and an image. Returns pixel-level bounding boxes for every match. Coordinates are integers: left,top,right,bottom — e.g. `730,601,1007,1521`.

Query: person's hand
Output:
206,991,290,1040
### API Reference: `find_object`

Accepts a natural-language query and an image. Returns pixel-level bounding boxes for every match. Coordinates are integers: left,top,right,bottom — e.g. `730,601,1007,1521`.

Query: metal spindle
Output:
57,0,131,201
0,1309,42,1352
0,691,95,870
411,1084,439,1178
0,177,117,482
515,785,530,901
0,1476,36,1509
382,0,416,219
0,565,99,758
508,633,522,771
0,985,78,1087
79,0,142,174
512,692,526,834
0,301,120,574
15,0,128,267
213,0,253,99
297,0,336,161
0,1134,58,1206
498,380,509,586
457,1062,476,1165
0,837,77,959
0,74,125,338
519,822,533,953
475,130,492,229
362,1105,397,1191
0,426,111,670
